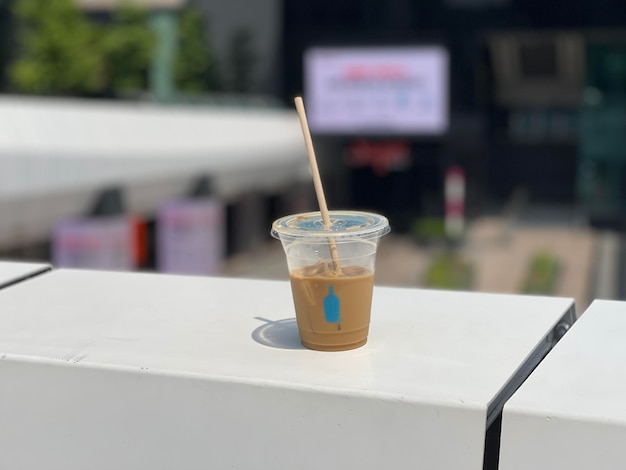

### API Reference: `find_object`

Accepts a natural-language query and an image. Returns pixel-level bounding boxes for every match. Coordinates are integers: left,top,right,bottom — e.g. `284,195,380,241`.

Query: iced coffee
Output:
272,211,390,351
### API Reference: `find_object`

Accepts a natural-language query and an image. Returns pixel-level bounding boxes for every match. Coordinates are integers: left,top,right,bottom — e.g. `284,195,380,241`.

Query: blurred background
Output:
1,0,625,312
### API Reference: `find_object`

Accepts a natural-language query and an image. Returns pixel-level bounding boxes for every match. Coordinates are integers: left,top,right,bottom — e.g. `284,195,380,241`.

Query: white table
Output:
0,261,50,289
499,300,626,470
0,270,575,470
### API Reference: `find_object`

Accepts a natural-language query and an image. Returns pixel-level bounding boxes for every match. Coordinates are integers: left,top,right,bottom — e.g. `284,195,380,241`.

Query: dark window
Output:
520,42,557,79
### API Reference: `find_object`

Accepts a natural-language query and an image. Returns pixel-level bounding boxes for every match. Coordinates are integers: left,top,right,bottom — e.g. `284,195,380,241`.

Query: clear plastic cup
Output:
271,211,390,351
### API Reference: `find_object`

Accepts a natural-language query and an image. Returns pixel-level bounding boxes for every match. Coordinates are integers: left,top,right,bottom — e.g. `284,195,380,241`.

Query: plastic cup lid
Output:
271,211,390,240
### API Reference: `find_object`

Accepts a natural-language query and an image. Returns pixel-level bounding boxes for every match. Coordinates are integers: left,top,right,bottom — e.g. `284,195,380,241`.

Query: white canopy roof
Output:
0,96,308,247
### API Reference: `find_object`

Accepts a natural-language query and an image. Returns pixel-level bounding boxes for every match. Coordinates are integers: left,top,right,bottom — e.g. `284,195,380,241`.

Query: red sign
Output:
344,139,411,176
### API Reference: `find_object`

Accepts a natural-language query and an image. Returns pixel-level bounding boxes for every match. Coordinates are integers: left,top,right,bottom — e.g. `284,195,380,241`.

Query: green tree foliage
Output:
102,4,155,93
424,252,473,291
174,7,219,93
10,0,154,97
521,252,560,295
10,0,104,95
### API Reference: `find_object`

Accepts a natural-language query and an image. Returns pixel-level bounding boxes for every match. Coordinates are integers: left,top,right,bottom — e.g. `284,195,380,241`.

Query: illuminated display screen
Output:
304,46,449,135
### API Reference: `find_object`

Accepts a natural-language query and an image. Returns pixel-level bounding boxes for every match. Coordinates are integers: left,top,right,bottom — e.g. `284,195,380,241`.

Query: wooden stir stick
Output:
294,96,341,272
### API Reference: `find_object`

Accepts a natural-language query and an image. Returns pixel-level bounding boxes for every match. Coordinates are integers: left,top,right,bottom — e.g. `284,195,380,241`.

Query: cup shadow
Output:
251,317,305,350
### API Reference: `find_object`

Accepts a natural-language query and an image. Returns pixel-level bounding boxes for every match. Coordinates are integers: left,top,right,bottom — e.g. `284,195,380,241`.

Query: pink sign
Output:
53,216,134,271
157,198,225,276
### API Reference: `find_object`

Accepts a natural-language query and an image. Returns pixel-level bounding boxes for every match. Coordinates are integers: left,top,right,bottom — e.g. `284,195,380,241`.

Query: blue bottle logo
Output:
323,285,341,323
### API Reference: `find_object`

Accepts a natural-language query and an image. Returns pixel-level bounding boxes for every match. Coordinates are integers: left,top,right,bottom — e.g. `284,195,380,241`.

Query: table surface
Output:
0,269,574,411
504,299,626,423
498,300,626,470
0,261,50,289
